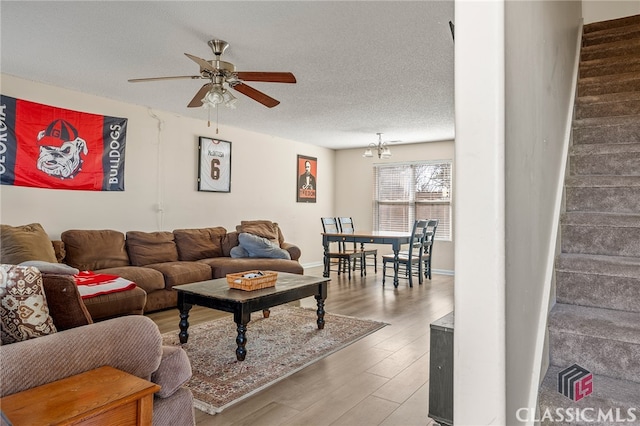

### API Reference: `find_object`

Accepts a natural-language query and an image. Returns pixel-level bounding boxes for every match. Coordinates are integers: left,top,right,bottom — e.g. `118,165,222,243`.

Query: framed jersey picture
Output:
198,137,231,192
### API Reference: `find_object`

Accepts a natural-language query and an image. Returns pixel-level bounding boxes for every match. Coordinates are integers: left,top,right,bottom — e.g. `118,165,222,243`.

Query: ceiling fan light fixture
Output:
202,86,225,108
223,90,237,109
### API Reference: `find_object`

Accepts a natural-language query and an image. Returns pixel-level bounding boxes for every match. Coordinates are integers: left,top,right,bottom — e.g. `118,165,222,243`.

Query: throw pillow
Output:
0,223,57,264
237,233,291,260
0,264,57,344
230,245,250,258
238,220,281,245
19,261,79,275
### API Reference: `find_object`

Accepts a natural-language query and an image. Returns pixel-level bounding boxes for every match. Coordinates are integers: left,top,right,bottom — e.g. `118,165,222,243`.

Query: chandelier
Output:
363,133,391,159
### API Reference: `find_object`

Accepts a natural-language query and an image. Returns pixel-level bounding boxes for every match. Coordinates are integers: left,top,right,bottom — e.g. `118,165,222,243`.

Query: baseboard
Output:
303,262,455,277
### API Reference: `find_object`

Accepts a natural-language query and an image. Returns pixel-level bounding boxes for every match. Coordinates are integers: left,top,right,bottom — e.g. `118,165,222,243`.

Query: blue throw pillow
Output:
230,245,250,258
237,233,291,260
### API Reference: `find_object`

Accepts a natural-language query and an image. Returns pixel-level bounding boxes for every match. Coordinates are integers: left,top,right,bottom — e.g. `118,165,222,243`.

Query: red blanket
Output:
73,271,137,299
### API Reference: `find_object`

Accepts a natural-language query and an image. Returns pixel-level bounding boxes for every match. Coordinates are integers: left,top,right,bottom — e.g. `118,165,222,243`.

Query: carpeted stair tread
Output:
561,213,640,257
583,14,640,34
580,37,640,62
538,366,640,426
578,90,640,105
571,141,640,155
573,114,640,130
572,116,640,145
582,24,640,47
565,175,640,214
556,254,640,313
569,144,640,176
578,72,640,97
565,175,640,187
557,253,640,277
548,304,640,382
550,304,640,344
579,54,640,78
576,92,640,119
561,211,640,227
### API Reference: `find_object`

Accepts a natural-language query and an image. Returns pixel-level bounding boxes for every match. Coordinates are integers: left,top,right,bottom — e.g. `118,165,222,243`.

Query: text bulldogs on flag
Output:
0,95,126,191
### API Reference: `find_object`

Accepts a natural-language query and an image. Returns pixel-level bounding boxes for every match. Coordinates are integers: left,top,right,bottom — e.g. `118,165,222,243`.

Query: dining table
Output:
321,230,413,287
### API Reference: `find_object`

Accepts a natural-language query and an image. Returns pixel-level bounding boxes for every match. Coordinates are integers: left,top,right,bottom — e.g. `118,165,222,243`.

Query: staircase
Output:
537,15,640,424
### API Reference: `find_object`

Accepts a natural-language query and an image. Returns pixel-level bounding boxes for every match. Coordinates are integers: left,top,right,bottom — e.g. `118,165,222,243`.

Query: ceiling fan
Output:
128,39,296,109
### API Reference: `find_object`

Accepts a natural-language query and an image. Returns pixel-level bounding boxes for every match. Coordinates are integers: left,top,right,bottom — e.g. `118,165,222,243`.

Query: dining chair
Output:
421,219,439,280
337,217,377,275
381,219,429,288
320,217,363,279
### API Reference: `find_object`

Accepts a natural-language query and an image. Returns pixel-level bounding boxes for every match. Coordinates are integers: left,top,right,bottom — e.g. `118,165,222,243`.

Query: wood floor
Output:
147,265,454,426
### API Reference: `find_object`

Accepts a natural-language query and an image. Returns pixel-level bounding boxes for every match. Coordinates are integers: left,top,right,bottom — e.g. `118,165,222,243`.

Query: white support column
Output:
454,1,506,424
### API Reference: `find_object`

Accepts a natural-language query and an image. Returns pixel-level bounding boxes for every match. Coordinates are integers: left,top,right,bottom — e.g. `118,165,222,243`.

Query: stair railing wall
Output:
528,20,584,416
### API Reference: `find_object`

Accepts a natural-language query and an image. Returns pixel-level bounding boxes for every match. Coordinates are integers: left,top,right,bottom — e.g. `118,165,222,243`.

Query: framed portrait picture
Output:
198,137,231,192
296,155,317,203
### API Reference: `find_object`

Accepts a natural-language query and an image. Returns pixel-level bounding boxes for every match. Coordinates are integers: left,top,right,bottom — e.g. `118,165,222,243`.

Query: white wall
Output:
583,0,640,23
0,74,334,266
334,141,455,273
504,1,582,424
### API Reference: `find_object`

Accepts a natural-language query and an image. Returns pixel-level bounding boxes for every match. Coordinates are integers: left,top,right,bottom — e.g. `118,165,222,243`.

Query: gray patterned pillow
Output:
1,264,57,344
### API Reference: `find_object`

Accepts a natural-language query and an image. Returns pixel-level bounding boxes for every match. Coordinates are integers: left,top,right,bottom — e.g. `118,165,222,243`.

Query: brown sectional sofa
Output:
56,221,303,319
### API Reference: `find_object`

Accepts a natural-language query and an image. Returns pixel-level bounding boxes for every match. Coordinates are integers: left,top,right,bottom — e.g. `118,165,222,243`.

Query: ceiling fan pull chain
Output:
216,105,219,134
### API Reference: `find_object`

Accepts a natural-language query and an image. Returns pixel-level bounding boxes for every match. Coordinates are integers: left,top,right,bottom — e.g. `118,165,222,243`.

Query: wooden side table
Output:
0,365,160,425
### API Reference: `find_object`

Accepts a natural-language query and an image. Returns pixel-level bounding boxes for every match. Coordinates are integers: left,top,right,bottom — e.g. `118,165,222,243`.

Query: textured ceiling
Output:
1,1,455,150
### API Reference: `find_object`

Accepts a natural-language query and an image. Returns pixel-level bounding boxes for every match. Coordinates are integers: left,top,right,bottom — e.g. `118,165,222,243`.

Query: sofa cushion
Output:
151,346,192,398
61,230,130,271
39,273,93,331
81,285,147,322
199,257,304,278
1,264,57,344
144,262,211,289
126,231,179,266
173,227,226,261
235,233,291,259
0,223,57,264
95,266,165,294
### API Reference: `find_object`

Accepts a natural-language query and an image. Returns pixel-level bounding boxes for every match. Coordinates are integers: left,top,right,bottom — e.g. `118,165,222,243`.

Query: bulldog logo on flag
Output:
0,95,127,191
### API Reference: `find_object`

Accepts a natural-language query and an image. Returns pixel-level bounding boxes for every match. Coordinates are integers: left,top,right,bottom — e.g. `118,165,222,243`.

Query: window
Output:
373,161,452,240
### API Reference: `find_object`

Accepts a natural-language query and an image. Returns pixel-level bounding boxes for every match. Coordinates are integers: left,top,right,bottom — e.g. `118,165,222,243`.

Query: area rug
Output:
161,305,387,414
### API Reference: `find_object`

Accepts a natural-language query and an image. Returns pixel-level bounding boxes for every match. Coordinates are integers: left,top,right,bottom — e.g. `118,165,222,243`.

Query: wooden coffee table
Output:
173,272,329,361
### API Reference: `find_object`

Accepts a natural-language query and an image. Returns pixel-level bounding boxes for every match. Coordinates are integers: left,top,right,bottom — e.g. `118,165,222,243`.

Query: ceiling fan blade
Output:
236,72,297,84
187,83,212,108
185,53,216,73
128,75,202,83
232,83,280,108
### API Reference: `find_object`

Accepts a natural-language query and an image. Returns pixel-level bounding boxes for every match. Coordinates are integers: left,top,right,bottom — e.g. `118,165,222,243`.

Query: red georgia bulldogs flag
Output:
0,95,126,191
